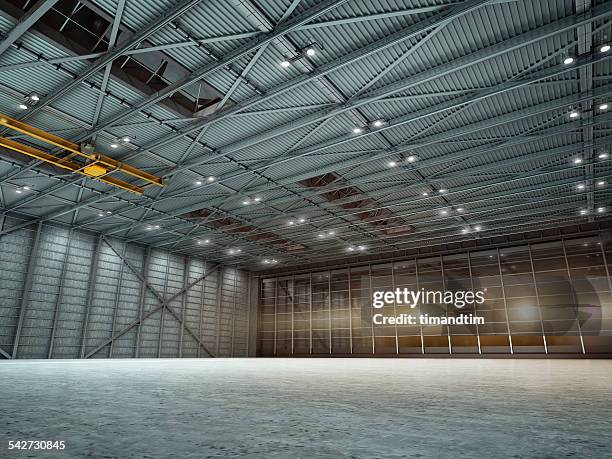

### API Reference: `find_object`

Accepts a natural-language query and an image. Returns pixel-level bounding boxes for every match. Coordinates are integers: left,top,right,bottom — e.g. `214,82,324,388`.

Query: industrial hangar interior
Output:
1,0,611,457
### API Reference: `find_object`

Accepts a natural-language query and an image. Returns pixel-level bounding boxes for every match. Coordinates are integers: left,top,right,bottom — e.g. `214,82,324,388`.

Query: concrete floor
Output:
1,359,611,458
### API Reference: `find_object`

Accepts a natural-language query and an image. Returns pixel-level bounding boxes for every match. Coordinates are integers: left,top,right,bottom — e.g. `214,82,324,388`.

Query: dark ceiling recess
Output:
181,209,305,253
1,0,227,117
300,172,416,237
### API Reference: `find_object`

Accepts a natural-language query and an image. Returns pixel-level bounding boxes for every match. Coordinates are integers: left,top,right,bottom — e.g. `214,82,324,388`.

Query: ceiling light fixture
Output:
207,176,215,182
318,233,325,238
305,48,316,57
110,143,119,149
29,93,40,101
474,225,482,231
347,246,354,252
597,180,606,186
597,207,606,213
357,245,366,251
563,57,574,64
121,136,130,143
440,210,448,215
601,44,611,53
327,230,335,236
352,127,363,134
288,220,295,226
254,197,261,202
22,186,30,191
98,213,104,217
577,184,585,190
106,210,111,214
388,160,397,167
598,153,609,159
461,228,468,234
456,207,464,212
573,157,583,164
599,103,609,111
579,209,587,215
438,188,447,193
569,111,579,118
280,60,291,68
298,217,306,223
373,119,384,128
154,225,160,229
406,155,417,163
422,191,429,196
195,180,202,185
18,104,28,110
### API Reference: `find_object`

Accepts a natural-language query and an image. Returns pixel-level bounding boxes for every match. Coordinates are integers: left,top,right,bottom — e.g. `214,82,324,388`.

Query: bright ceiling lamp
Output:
601,44,611,53
563,57,574,64
280,60,291,68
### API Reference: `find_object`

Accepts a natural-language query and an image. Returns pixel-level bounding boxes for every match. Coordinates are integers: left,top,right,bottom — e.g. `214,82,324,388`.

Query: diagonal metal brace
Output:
84,237,218,358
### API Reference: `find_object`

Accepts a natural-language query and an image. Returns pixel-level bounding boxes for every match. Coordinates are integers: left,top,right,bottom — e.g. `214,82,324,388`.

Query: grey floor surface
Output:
1,358,611,458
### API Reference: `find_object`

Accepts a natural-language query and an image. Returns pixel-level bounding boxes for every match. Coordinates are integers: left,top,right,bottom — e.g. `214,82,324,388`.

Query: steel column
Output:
178,256,189,358
496,248,514,354
528,244,549,354
108,241,127,358
562,239,587,354
48,228,72,358
79,234,102,358
215,266,224,356
135,246,151,357
11,220,42,358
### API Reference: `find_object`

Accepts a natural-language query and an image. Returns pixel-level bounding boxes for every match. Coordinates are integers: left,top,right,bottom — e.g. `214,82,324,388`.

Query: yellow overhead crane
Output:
0,114,165,195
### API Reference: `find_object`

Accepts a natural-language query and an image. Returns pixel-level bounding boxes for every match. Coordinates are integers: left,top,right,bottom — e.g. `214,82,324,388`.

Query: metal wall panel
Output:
0,220,250,359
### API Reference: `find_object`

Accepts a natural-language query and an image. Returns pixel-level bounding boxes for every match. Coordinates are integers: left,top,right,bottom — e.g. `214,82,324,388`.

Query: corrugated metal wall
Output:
0,216,250,359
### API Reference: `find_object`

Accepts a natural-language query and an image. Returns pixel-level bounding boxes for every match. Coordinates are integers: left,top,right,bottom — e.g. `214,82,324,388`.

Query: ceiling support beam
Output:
91,0,126,138
14,0,206,123
0,0,508,213
105,84,612,236
80,0,351,140
142,163,612,250
576,0,595,220
0,0,58,57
